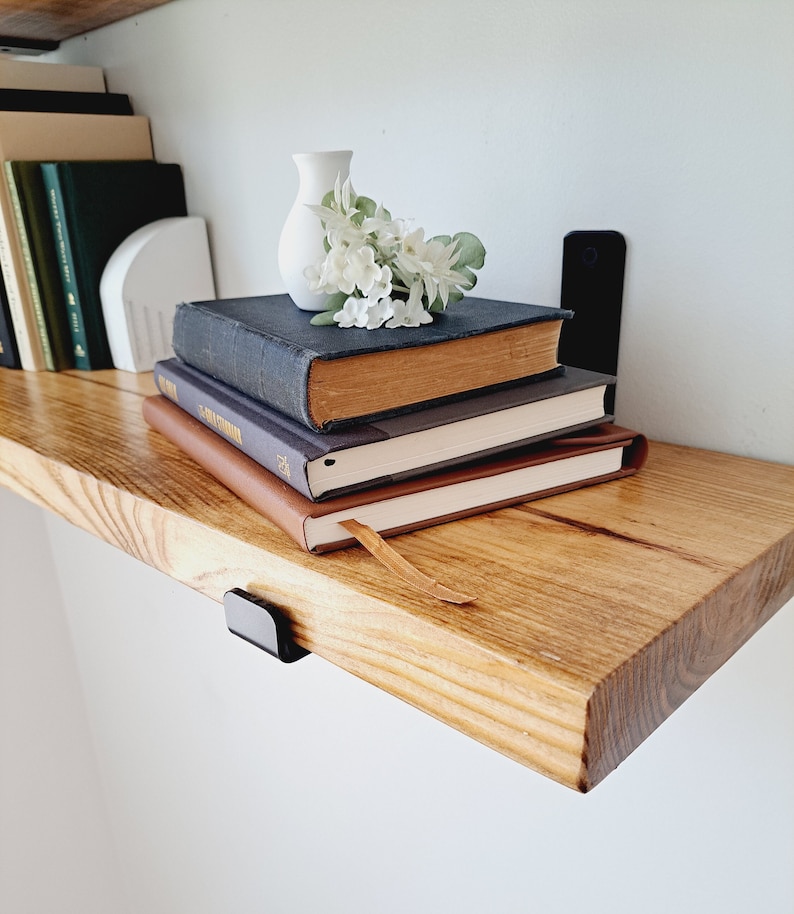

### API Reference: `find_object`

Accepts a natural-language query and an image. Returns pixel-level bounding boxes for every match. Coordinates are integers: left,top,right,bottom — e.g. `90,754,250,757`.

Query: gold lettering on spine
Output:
198,404,243,445
277,455,291,479
49,187,71,284
156,373,179,402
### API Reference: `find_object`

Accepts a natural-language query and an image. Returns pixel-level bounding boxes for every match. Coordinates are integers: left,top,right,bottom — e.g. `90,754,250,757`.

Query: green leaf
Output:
428,286,465,312
429,234,452,247
310,310,339,326
321,291,348,311
454,265,477,291
321,189,336,208
354,195,378,219
453,232,486,270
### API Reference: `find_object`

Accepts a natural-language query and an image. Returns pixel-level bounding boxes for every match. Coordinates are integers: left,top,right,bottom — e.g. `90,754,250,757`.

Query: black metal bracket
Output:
223,588,310,663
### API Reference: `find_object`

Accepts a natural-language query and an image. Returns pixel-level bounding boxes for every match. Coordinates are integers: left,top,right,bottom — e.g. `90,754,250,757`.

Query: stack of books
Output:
144,293,648,554
0,56,189,372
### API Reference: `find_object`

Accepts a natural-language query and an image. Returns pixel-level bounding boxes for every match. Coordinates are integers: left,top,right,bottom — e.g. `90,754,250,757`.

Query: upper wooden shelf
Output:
0,0,173,45
1,366,792,791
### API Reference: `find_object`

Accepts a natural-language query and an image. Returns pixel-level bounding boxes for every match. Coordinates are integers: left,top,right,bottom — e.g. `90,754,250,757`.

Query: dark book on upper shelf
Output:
0,110,154,372
143,393,648,554
171,294,573,432
154,356,615,501
5,161,73,371
0,269,20,368
41,160,187,370
0,88,133,116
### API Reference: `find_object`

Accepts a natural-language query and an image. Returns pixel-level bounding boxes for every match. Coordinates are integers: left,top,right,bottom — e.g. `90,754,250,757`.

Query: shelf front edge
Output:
582,530,794,790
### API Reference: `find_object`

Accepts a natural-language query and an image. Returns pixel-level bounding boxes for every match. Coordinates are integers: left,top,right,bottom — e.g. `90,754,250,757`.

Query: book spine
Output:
0,269,20,368
142,395,313,552
154,359,315,500
4,162,55,370
0,176,46,369
14,163,73,371
0,59,107,93
0,89,133,116
40,163,91,369
172,303,317,430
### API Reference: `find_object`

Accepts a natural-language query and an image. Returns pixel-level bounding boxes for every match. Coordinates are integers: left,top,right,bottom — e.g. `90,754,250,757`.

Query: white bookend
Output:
100,216,215,373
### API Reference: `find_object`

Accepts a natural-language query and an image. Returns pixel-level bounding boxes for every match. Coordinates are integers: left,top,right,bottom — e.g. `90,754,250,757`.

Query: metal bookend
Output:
223,588,310,663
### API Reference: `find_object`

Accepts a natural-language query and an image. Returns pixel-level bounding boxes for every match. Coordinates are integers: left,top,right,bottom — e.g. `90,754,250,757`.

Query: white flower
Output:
342,244,382,296
361,212,411,250
394,228,470,308
333,296,370,328
332,294,395,329
304,245,349,294
368,263,393,302
363,295,395,329
305,177,485,329
336,174,354,212
386,282,434,328
304,260,324,293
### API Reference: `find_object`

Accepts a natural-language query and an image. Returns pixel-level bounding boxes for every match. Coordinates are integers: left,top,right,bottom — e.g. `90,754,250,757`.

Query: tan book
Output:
0,58,106,93
0,111,153,369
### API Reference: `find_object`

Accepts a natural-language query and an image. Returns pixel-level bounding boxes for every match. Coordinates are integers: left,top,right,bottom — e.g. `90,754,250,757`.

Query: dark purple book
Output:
154,357,613,501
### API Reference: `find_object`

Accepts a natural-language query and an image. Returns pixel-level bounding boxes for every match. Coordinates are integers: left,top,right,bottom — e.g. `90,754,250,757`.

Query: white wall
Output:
0,490,130,914
39,508,794,914
1,1,791,912
76,0,794,464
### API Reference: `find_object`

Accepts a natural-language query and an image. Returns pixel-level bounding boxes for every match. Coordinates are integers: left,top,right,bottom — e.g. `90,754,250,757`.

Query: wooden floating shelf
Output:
0,0,173,44
1,367,793,791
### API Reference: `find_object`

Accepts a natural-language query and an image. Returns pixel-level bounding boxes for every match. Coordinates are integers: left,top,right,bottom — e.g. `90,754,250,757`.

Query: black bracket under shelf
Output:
223,588,310,663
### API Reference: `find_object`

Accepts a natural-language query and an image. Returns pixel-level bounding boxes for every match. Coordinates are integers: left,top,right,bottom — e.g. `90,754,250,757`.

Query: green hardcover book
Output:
5,161,73,370
41,160,187,370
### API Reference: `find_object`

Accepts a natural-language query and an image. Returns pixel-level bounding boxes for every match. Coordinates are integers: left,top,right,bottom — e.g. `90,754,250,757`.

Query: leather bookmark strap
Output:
339,519,476,605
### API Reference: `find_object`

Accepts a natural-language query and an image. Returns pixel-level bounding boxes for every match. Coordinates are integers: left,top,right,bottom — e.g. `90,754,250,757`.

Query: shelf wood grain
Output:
0,0,173,42
1,367,792,791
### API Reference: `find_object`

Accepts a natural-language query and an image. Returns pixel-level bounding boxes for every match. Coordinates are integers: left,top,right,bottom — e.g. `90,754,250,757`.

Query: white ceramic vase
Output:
277,149,353,311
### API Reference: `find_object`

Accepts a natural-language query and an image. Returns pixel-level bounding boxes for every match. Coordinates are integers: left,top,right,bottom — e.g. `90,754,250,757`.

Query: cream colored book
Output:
0,111,153,370
0,58,106,93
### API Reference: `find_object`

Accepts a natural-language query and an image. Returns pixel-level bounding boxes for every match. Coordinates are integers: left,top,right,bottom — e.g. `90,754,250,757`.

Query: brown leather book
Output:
143,394,648,554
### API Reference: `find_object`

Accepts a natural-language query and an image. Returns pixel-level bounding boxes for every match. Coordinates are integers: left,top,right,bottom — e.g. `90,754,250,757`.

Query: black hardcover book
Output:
0,269,20,368
41,160,187,370
172,295,572,431
0,87,133,116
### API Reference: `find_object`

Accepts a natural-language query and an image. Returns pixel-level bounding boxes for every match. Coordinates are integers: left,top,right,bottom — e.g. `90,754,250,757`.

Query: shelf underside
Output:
1,367,793,791
0,0,173,44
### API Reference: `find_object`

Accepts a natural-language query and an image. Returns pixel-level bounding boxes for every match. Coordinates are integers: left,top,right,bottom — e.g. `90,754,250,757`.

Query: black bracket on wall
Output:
223,588,310,663
558,230,627,414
